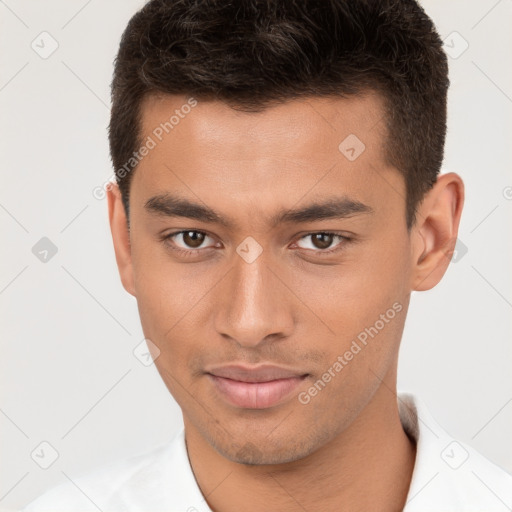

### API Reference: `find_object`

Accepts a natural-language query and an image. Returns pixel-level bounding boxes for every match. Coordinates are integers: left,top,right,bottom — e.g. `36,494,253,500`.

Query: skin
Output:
107,91,464,512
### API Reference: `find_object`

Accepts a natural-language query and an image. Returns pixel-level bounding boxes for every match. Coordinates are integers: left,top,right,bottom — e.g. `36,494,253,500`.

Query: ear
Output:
107,182,136,296
411,172,465,291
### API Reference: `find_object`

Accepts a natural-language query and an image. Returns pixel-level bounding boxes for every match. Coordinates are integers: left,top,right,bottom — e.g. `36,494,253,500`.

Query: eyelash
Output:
160,230,350,258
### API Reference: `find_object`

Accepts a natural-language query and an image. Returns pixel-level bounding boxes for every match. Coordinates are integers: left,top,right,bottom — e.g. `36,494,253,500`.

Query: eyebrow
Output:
144,193,374,229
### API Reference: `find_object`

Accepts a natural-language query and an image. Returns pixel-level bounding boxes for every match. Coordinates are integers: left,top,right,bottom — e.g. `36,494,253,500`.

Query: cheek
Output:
131,250,184,356
305,259,407,330
132,239,200,324
130,247,221,370
307,236,410,365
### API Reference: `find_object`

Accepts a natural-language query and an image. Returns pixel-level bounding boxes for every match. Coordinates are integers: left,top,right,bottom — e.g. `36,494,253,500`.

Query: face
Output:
112,92,416,464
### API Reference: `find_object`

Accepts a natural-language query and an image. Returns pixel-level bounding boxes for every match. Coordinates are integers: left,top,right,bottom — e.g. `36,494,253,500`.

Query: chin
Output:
210,431,322,466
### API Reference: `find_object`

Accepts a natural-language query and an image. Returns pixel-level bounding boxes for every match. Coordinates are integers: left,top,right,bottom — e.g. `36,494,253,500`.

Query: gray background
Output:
1,0,511,510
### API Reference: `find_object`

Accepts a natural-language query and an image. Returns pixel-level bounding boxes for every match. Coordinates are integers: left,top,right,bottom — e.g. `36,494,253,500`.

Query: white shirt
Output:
22,392,512,511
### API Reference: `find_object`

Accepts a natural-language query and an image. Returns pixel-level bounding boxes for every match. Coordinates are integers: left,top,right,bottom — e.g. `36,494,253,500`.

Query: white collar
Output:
150,391,512,511
22,392,512,511
399,391,512,510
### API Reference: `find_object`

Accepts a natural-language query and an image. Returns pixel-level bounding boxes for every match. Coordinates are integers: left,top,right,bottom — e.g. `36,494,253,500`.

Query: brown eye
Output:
295,232,347,253
311,233,334,250
163,230,216,253
182,231,206,248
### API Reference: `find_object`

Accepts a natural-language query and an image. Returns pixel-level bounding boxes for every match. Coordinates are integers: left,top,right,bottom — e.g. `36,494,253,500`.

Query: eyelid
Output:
292,232,349,254
162,230,218,250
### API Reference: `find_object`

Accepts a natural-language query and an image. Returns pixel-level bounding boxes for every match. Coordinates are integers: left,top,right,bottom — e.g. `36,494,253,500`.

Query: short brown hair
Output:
108,0,449,229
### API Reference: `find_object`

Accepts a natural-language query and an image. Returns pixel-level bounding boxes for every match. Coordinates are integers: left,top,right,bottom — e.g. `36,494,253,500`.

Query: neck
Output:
184,370,416,512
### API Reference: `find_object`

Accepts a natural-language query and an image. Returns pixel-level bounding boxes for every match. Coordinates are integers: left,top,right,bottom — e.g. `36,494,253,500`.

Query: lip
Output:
206,364,308,409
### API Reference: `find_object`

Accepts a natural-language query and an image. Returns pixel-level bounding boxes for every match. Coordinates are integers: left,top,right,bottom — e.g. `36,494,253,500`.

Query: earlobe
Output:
107,183,136,297
411,172,465,292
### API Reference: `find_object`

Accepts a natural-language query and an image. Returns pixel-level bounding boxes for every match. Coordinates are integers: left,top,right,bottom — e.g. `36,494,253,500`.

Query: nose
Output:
214,248,295,348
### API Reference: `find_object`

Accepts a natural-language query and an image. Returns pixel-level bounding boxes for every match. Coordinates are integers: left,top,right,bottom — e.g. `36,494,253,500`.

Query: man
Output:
23,0,512,510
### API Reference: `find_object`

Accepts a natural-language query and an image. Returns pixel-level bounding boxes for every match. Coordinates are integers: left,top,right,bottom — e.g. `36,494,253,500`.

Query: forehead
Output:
139,91,387,159
131,92,402,227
